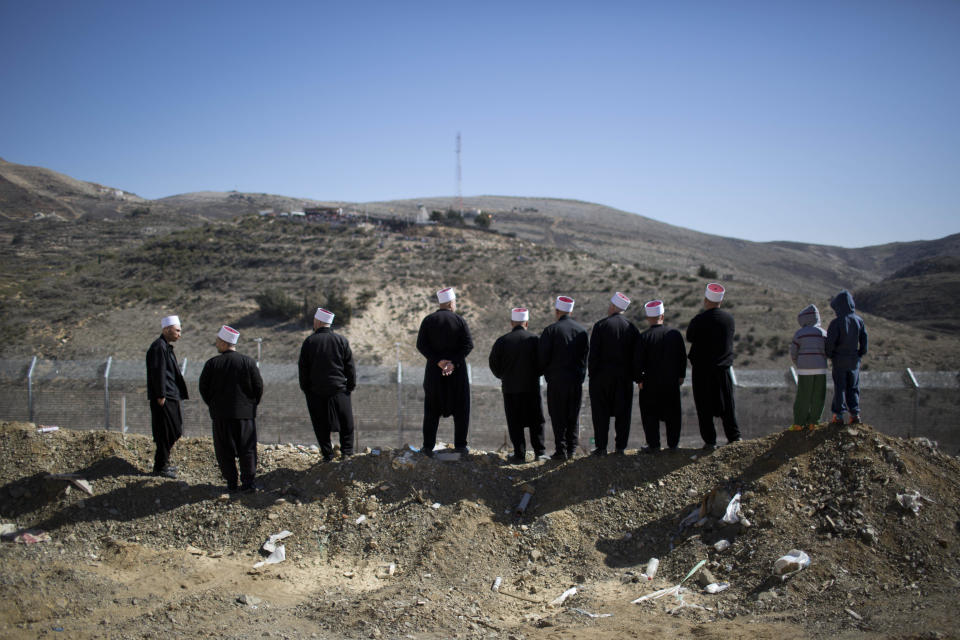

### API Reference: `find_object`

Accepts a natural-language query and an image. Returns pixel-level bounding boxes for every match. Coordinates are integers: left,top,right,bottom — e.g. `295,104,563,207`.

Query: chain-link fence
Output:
1,357,958,453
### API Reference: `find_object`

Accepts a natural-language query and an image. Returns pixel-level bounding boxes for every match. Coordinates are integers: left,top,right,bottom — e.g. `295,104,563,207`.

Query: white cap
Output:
437,287,456,303
511,307,529,322
217,325,239,344
705,283,725,302
555,296,575,313
314,307,335,324
611,292,631,310
161,315,180,328
645,300,664,317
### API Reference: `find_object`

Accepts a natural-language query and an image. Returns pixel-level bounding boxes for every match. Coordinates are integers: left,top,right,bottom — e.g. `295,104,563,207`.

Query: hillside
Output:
3,211,960,370
855,256,960,334
1,421,959,638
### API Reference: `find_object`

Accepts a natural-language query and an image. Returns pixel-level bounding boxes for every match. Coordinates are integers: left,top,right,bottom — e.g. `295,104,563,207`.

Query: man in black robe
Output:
416,287,473,456
588,292,639,456
146,315,189,478
299,307,357,461
199,325,263,492
686,283,741,449
634,300,687,452
488,307,546,463
539,296,589,460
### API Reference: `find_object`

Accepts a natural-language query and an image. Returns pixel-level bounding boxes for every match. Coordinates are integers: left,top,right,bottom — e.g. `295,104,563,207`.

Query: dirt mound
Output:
1,421,959,639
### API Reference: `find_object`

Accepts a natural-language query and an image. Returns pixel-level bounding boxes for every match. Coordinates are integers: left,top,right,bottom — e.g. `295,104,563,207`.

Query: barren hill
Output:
1,420,958,638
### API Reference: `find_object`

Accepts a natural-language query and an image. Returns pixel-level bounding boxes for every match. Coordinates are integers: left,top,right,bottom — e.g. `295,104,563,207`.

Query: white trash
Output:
713,539,731,552
261,530,293,554
773,549,810,576
253,545,285,568
548,587,577,607
705,582,730,594
721,492,742,524
642,557,659,580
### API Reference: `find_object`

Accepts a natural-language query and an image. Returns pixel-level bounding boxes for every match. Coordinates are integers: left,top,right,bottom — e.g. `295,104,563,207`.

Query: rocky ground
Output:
1,419,959,639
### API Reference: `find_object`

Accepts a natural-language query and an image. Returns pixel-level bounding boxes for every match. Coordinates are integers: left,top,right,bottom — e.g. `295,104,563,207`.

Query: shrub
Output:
697,264,718,279
256,289,300,319
474,212,492,228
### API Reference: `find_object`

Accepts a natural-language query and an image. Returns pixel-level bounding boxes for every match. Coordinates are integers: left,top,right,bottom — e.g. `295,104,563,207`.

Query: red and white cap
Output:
217,325,240,344
611,291,631,310
645,300,664,317
437,287,456,303
314,307,335,324
511,307,529,322
161,315,180,328
705,283,725,302
555,296,575,312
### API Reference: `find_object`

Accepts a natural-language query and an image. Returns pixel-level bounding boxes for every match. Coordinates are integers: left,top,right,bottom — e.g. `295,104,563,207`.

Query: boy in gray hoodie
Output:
789,304,828,428
825,290,869,424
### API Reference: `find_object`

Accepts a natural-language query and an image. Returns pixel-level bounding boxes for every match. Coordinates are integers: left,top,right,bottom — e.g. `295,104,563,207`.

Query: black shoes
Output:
591,448,607,457
640,446,661,455
508,454,526,465
550,451,568,461
152,466,177,479
701,442,717,451
613,448,626,456
535,452,550,461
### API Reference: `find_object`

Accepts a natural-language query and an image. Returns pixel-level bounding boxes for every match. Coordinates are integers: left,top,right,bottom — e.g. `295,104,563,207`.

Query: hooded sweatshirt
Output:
825,290,868,369
790,304,827,374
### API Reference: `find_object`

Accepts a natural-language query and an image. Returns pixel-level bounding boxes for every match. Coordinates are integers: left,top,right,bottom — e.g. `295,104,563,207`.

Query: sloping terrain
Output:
3,212,960,371
856,256,960,334
1,420,958,639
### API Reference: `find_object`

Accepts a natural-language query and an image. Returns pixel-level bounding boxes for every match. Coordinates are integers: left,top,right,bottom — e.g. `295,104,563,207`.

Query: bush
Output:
302,284,354,327
697,264,718,279
256,289,300,319
474,212,492,228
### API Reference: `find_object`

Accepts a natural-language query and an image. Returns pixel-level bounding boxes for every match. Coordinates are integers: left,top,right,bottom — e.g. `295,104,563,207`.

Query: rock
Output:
756,589,778,603
697,568,718,588
529,549,542,562
237,594,262,606
858,525,878,546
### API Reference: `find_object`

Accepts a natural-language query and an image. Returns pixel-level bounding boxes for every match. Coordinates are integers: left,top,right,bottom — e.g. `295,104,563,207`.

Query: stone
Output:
697,568,718,588
238,594,262,606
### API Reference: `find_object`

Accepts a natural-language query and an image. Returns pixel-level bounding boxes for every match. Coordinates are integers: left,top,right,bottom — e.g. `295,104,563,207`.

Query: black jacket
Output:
198,350,263,419
146,335,188,401
298,328,357,397
489,326,540,394
634,324,688,389
416,309,474,394
539,315,589,385
686,308,735,368
588,313,640,381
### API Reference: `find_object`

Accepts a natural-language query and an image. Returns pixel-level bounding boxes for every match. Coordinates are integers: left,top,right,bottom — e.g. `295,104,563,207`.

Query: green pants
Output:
794,374,826,425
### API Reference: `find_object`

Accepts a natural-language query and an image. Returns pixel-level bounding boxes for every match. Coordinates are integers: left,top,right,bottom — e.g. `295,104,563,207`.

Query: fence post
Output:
789,366,798,387
121,393,127,435
729,366,738,387
254,338,263,368
180,358,188,376
27,356,37,423
396,343,403,448
104,356,113,431
905,367,919,439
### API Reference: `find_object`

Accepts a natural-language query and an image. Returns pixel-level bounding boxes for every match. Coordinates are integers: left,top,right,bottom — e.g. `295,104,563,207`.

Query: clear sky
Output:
2,1,958,247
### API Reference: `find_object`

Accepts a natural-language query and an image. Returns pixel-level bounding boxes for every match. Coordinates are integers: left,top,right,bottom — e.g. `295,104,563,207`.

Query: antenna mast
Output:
455,132,462,215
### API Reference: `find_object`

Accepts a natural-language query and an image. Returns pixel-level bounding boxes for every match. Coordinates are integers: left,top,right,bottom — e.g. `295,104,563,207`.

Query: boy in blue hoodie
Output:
789,304,828,429
825,290,868,424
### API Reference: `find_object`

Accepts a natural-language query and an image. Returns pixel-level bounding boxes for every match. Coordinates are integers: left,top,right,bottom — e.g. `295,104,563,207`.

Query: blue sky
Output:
1,1,958,247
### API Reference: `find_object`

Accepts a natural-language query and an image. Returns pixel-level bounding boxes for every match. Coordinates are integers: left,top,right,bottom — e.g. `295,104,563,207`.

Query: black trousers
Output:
422,391,470,451
503,390,546,457
212,417,257,489
306,392,355,458
547,381,582,456
150,398,182,473
589,376,634,451
692,366,740,445
639,385,682,449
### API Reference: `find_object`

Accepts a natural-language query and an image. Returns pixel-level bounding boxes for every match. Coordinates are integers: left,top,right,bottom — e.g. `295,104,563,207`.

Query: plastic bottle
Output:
644,557,659,580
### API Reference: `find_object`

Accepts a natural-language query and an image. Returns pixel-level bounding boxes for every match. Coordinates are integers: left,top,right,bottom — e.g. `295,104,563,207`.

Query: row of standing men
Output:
420,283,740,464
143,282,739,492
